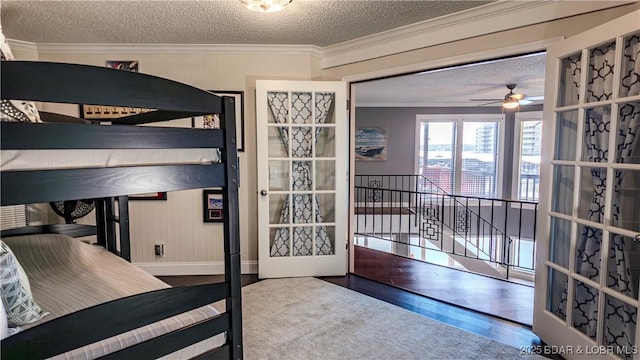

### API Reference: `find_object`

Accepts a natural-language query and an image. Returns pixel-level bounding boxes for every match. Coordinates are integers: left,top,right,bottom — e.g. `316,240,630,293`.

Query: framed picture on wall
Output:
129,192,167,201
105,60,139,71
191,91,245,152
203,189,224,223
355,128,388,161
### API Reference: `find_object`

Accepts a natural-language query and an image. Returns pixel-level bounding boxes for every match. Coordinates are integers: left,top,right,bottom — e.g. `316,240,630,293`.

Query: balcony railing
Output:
421,167,499,198
420,167,540,202
519,173,540,202
354,174,538,279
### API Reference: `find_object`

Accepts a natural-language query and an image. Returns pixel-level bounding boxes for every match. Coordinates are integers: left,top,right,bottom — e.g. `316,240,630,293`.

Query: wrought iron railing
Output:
354,175,538,279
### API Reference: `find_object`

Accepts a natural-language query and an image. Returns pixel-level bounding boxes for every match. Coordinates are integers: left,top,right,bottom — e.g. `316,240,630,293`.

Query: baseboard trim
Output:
135,261,258,276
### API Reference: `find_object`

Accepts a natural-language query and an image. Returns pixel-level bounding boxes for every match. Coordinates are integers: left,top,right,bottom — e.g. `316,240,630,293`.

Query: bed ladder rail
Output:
95,196,131,261
98,313,232,360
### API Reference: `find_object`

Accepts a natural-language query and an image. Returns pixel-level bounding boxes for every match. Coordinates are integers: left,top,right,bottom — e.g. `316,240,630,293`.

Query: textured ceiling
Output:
1,0,493,46
1,0,546,107
355,53,547,107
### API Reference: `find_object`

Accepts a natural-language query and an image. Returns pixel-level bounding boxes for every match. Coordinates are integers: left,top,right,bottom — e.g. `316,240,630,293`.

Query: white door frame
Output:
348,84,357,273
256,80,348,278
344,39,561,275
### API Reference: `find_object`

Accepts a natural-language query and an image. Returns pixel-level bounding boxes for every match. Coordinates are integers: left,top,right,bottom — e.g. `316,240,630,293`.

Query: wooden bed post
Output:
94,199,107,248
104,197,117,255
220,96,243,360
117,195,131,262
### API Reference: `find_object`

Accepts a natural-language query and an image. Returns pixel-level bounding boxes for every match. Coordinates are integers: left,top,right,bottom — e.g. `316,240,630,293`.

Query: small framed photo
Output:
192,114,221,129
203,189,224,223
129,192,167,201
191,90,245,152
106,60,139,72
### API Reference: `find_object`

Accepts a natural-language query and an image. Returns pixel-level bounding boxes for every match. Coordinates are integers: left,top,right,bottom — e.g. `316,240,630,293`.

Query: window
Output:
419,122,455,193
461,122,499,197
514,112,542,201
417,115,503,198
0,205,28,230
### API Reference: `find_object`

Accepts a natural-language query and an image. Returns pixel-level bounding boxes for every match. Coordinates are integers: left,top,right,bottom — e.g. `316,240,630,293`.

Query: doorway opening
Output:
350,52,546,326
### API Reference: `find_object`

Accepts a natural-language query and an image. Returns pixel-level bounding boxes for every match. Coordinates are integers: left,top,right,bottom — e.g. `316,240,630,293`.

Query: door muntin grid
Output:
545,31,640,356
267,90,337,258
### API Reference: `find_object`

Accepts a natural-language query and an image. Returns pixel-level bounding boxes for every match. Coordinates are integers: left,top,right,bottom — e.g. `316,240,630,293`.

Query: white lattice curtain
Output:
556,39,639,352
267,92,335,257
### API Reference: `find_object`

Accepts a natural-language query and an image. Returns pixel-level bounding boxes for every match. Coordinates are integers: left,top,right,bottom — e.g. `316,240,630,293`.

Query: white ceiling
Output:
0,1,494,46
0,1,552,107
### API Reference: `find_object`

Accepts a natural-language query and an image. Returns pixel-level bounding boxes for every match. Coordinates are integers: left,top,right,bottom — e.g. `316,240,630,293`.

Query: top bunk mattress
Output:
1,148,220,172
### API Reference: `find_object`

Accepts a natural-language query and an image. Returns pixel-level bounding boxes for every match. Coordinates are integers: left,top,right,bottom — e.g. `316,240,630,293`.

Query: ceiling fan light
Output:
502,99,520,109
241,0,292,12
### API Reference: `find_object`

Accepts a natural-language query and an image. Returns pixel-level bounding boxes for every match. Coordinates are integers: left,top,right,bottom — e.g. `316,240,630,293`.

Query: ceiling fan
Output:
471,84,543,108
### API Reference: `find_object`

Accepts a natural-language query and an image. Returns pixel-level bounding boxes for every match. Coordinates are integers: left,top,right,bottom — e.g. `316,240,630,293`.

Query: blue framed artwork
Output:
355,128,388,161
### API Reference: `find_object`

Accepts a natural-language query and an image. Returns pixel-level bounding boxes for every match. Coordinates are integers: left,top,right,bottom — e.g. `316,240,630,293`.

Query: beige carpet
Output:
241,277,544,360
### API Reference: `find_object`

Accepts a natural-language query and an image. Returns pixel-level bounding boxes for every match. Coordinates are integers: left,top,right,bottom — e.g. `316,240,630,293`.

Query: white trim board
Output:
322,1,633,68
5,39,38,53
29,42,323,57
135,260,258,276
342,38,561,83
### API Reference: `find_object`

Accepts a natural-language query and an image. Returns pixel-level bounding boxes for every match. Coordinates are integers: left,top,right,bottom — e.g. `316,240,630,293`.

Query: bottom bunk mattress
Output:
1,233,225,359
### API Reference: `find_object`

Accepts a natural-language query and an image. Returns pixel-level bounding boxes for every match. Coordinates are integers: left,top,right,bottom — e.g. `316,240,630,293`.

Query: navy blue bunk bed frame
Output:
0,61,243,359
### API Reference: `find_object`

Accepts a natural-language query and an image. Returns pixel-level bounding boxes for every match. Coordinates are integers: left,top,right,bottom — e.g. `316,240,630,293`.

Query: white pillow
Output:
0,241,48,326
0,296,7,339
14,255,31,296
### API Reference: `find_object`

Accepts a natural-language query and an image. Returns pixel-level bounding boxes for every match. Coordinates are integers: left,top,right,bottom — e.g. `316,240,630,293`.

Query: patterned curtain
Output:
557,40,639,353
267,92,335,257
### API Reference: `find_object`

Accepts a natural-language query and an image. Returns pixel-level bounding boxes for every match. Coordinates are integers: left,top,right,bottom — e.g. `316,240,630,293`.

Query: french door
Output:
256,80,348,278
534,10,640,359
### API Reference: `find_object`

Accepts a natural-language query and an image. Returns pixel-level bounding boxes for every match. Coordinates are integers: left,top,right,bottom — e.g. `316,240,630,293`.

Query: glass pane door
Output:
535,16,640,358
257,80,347,278
266,91,336,258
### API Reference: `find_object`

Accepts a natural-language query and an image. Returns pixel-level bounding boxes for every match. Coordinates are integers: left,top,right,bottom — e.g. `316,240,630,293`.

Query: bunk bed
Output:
0,61,243,359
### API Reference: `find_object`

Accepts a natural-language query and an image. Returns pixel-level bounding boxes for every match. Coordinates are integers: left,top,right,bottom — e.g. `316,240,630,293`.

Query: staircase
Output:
354,175,538,280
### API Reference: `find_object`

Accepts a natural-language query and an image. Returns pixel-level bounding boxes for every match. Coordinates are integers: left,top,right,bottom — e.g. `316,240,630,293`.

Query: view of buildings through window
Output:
462,122,498,197
418,114,542,201
518,120,542,201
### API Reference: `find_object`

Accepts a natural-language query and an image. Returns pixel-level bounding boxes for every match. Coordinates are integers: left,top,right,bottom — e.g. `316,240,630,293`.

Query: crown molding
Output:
6,39,38,53
321,0,634,69
33,43,323,57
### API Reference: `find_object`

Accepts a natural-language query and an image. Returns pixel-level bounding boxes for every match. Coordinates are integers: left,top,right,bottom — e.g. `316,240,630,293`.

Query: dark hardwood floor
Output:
352,245,535,325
